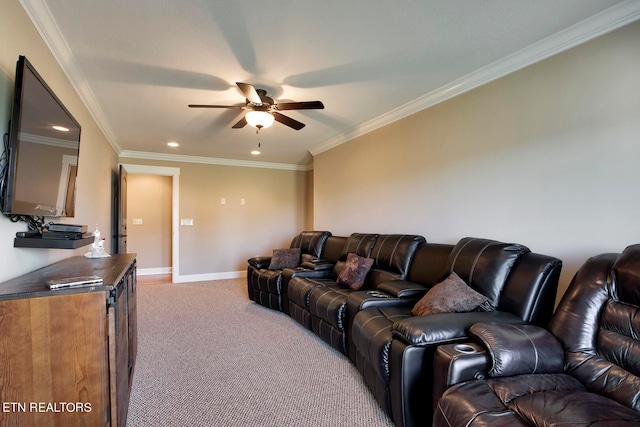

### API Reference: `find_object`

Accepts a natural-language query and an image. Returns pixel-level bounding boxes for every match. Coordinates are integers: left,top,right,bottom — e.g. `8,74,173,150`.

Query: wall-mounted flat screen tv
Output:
2,55,81,217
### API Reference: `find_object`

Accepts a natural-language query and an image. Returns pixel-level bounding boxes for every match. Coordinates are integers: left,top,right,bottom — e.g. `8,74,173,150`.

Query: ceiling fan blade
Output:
188,104,244,109
273,112,305,130
231,117,247,128
236,82,262,105
275,101,324,110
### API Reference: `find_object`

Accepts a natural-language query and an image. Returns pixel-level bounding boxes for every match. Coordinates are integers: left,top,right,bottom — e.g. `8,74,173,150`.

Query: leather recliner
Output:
350,237,562,427
247,230,331,314
434,244,640,426
288,233,426,355
288,233,380,334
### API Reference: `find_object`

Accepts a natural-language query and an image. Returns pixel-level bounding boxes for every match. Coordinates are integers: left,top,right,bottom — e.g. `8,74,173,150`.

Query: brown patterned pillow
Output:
268,248,301,270
411,271,492,316
336,252,374,290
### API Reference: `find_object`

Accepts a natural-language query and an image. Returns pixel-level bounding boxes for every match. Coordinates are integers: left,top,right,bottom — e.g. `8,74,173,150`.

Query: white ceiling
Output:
20,0,640,169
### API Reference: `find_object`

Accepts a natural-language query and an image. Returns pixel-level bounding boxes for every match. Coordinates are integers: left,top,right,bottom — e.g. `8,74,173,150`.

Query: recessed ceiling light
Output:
167,142,179,147
52,125,69,132
251,150,260,155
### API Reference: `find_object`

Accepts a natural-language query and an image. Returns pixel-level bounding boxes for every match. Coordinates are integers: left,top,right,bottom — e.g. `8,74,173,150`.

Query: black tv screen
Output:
2,55,81,217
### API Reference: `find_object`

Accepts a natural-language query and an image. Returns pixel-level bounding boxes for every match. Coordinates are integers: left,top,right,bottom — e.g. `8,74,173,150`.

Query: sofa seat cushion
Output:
308,282,354,330
352,306,413,382
436,373,640,426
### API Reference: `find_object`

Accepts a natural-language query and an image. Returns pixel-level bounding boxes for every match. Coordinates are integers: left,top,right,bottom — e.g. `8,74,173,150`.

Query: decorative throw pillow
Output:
336,252,374,290
411,271,492,316
268,248,301,270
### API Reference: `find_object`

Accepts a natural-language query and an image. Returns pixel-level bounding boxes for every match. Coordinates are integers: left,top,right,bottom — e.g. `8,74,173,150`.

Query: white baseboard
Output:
136,267,247,283
137,267,172,276
172,270,247,283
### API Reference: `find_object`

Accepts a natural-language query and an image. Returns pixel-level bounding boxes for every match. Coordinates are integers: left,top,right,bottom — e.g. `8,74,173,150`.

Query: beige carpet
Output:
126,278,394,427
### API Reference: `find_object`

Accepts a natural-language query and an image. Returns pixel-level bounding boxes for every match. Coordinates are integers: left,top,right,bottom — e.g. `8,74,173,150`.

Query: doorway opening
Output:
119,164,180,282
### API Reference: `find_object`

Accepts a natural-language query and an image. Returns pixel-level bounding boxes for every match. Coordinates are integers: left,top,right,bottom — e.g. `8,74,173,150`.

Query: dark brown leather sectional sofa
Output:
248,231,563,426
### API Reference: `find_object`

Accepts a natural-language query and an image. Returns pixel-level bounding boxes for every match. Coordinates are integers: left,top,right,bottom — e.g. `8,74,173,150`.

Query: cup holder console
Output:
366,290,389,298
453,344,478,354
434,343,488,407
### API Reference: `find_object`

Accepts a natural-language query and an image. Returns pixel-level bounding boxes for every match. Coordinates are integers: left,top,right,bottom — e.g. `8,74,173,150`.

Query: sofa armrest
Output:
377,280,429,299
345,290,419,362
433,342,489,410
299,259,334,271
469,322,564,377
281,266,335,283
248,256,272,269
391,311,524,347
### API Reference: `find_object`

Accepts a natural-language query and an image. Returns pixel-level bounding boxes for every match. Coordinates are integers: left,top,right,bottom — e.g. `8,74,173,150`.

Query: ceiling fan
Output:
189,82,324,131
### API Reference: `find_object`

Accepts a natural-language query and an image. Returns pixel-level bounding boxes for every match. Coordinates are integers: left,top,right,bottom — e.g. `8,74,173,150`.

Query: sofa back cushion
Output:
322,236,349,264
614,244,640,305
290,231,331,259
340,233,379,258
367,234,426,285
497,252,561,325
406,243,453,287
443,237,530,307
550,245,640,411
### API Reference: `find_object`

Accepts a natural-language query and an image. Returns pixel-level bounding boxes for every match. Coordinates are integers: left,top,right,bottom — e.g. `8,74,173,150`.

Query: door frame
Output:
119,164,180,282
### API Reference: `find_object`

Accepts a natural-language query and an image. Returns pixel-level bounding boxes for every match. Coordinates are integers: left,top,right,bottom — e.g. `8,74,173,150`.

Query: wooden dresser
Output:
0,254,137,427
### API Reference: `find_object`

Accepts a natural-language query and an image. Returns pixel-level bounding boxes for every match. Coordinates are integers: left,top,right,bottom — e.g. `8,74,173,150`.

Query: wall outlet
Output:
240,198,245,205
132,218,143,225
180,218,194,226
220,198,226,205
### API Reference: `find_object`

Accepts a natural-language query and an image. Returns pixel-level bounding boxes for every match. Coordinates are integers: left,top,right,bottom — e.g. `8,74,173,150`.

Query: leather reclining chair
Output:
288,233,380,351
288,233,426,355
279,234,349,314
350,237,562,427
345,241,454,362
247,231,331,314
434,244,640,426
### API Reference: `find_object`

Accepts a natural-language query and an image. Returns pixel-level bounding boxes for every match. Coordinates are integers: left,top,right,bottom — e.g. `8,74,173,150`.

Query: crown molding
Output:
119,150,311,171
19,0,121,154
309,0,640,156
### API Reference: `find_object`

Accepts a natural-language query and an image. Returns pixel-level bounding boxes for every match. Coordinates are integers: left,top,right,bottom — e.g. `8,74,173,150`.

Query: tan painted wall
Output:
306,169,314,229
118,158,308,275
0,0,118,282
127,174,172,270
314,21,640,303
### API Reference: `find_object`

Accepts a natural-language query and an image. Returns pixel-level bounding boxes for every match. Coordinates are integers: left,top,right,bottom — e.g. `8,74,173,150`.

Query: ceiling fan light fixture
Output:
245,111,274,129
